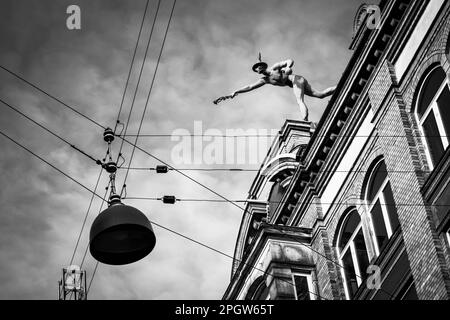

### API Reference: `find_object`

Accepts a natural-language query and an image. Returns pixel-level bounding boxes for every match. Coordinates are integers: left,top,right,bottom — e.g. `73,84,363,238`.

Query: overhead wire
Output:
0,126,395,300
120,134,280,137
0,62,437,216
0,0,153,282
0,63,447,142
0,84,400,300
119,133,450,138
0,80,403,300
77,0,154,294
115,0,162,161
113,1,151,135
88,0,176,294
1,95,431,177
69,171,104,266
120,0,177,197
122,197,441,207
0,130,107,202
120,167,431,173
0,65,105,130
0,15,413,300
123,167,260,171
148,220,326,300
80,182,111,269
0,98,102,166
69,0,152,267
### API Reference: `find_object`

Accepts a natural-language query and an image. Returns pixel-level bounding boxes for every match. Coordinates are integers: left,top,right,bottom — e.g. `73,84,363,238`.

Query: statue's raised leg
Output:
304,80,336,98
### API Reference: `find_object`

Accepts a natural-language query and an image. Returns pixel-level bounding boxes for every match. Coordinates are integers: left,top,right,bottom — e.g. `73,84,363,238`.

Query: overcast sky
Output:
0,0,369,299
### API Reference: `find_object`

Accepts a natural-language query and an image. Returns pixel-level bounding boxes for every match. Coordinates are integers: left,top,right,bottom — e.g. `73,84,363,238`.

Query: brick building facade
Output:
223,0,450,300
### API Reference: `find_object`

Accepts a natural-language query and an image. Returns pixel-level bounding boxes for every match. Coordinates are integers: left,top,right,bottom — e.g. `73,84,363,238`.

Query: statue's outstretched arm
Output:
214,79,266,105
232,79,266,96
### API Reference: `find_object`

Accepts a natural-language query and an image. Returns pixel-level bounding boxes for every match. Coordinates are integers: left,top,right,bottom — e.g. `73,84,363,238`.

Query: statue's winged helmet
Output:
252,52,268,72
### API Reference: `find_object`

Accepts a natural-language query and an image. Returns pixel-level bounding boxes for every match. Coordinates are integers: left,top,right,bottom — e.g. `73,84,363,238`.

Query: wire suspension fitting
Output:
101,127,121,205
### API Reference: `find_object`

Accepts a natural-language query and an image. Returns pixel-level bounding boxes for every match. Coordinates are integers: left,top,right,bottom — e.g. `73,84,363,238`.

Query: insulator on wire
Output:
108,194,122,206
103,161,117,173
156,165,169,173
162,195,176,204
103,127,115,143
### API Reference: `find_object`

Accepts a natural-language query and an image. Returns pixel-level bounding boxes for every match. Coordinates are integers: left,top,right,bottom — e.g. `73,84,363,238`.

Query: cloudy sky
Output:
0,0,369,299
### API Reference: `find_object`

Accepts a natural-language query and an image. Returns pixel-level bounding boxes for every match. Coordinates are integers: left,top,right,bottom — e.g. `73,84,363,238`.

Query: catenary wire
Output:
120,0,177,197
1,63,448,142
69,170,104,266
122,197,442,207
3,95,429,180
80,182,111,269
0,49,410,301
0,89,404,300
119,133,450,138
120,167,431,173
0,129,106,202
147,220,325,300
121,134,280,137
113,0,150,134
0,62,440,216
115,0,162,160
71,0,152,274
0,98,102,166
0,94,109,269
88,0,178,294
0,65,105,130
0,112,390,299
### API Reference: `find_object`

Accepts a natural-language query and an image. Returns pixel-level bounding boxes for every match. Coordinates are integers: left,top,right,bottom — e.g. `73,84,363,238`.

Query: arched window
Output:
245,276,270,300
267,180,285,220
415,65,450,168
365,159,400,256
337,209,370,299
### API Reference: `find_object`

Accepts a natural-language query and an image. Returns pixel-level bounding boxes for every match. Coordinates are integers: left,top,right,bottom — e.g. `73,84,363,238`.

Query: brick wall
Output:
311,229,343,300
374,90,450,299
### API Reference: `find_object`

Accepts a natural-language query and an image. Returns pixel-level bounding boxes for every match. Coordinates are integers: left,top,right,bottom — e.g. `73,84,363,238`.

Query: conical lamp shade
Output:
89,203,156,265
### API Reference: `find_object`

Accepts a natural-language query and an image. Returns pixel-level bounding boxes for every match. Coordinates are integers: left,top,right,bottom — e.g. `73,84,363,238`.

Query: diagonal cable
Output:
115,0,162,161
119,0,177,197
69,0,152,269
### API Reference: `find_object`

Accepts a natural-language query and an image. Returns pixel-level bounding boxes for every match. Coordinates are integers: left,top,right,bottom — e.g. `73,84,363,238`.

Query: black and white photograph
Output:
0,0,449,309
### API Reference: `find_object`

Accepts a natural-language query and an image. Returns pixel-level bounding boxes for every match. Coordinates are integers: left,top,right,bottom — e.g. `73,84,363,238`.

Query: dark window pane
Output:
383,182,400,233
418,68,446,118
268,182,284,220
402,283,419,300
371,201,389,252
294,275,310,300
342,250,358,299
354,229,369,282
339,211,361,251
254,282,270,300
437,85,450,139
423,111,445,166
395,278,419,300
367,161,387,202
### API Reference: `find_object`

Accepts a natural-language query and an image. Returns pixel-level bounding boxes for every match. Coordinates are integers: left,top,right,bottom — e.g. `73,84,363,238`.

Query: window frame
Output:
415,66,450,169
366,177,392,256
291,272,316,300
336,211,369,300
365,159,398,257
447,228,450,248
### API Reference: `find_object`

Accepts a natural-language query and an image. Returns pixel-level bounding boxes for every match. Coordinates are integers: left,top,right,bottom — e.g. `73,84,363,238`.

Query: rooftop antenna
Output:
58,265,87,300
